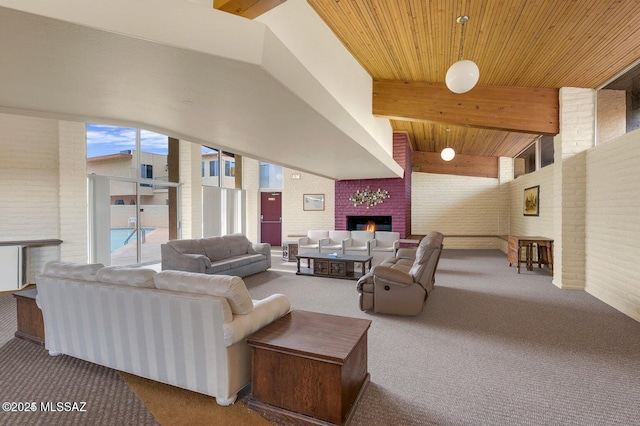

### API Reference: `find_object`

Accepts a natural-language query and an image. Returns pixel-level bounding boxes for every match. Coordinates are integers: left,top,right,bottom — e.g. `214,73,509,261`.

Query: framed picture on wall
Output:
303,194,325,211
523,185,540,216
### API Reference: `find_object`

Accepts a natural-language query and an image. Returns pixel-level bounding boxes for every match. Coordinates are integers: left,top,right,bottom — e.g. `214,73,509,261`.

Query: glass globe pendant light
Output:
446,16,479,94
441,128,456,161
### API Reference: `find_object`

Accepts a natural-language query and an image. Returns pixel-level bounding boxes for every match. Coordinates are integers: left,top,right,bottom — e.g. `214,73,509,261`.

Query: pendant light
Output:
441,128,456,161
446,16,479,94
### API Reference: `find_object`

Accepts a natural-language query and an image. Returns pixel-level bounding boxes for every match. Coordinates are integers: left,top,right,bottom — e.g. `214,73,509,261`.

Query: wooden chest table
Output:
13,288,45,346
247,310,371,425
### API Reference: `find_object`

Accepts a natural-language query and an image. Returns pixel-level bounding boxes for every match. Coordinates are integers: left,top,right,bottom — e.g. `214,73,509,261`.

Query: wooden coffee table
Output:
247,310,372,425
296,253,372,280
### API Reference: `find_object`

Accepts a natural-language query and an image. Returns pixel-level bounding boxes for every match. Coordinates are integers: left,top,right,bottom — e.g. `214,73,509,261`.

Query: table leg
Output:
296,258,301,274
517,244,522,273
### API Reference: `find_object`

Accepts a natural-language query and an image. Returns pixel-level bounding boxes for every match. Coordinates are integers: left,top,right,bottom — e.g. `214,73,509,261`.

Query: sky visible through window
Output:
86,123,169,158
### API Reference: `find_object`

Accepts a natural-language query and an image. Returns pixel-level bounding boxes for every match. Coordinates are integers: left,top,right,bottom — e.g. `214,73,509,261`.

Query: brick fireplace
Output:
347,215,393,232
335,134,412,238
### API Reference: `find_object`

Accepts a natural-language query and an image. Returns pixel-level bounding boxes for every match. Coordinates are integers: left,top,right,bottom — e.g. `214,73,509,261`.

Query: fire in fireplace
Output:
347,216,392,232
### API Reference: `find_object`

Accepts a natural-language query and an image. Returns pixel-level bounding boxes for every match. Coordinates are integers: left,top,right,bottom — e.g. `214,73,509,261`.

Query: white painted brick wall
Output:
554,88,594,290
58,121,89,264
282,168,335,240
412,173,499,248
585,129,640,321
243,157,260,243
509,164,554,239
0,113,61,282
179,141,202,239
498,157,514,237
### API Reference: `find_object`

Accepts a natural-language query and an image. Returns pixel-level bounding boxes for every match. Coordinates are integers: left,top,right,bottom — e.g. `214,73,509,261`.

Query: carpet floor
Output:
1,249,639,425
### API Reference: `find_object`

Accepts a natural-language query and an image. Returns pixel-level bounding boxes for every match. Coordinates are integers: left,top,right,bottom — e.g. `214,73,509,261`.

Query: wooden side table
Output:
13,288,45,346
282,241,298,262
248,310,371,425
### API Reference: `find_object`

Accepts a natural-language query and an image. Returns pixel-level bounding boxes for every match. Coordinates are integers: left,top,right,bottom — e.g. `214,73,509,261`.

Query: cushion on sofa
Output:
168,239,205,256
154,270,254,314
42,261,104,281
96,266,156,288
223,234,251,257
207,260,232,274
201,237,231,261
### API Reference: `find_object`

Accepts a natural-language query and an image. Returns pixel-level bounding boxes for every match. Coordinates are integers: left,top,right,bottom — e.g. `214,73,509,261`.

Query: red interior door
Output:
260,192,282,246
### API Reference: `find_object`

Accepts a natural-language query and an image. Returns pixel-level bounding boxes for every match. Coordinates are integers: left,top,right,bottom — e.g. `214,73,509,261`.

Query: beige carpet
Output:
2,250,640,425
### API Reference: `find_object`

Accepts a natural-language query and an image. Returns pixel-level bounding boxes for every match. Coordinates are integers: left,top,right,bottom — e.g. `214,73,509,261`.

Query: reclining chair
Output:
356,231,444,315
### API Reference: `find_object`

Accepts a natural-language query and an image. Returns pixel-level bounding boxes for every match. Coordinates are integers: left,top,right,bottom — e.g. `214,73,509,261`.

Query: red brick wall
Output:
335,133,412,238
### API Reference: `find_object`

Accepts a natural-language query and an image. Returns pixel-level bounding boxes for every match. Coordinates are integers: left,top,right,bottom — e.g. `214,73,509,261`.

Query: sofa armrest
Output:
371,265,414,286
161,244,210,273
222,294,291,346
252,242,270,256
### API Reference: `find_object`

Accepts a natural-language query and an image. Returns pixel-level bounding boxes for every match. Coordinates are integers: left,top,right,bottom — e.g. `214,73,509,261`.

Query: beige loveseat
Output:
161,233,270,277
36,261,291,406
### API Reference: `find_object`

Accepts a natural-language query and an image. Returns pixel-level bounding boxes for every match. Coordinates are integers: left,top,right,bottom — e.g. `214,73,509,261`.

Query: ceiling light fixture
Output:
441,128,456,161
445,16,479,94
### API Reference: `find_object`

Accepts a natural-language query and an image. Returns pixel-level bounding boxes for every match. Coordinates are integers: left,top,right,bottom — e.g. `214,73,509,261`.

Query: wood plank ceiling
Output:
217,0,640,169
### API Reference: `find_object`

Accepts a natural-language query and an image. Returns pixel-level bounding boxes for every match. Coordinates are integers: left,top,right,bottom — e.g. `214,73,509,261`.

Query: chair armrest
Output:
372,265,414,286
370,239,378,248
342,238,353,250
223,294,291,347
393,240,400,251
318,237,330,246
298,237,310,245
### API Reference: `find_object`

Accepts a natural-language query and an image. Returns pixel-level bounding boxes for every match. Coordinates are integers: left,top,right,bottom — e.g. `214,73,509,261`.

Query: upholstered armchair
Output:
320,230,352,254
343,231,375,256
371,231,400,263
356,231,444,315
297,230,329,254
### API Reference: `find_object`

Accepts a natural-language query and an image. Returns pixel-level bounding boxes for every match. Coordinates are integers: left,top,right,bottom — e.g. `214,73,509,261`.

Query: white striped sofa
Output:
36,261,291,406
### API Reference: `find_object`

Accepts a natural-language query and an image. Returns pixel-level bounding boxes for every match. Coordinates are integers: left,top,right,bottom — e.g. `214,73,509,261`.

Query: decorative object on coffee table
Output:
248,310,371,426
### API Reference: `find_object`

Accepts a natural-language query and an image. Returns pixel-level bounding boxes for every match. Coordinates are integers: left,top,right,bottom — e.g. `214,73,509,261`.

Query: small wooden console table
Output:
13,288,45,346
508,236,554,275
248,310,371,425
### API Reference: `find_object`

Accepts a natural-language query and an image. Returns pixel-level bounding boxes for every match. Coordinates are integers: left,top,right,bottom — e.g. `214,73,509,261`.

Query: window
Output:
515,136,554,178
225,160,235,177
210,160,219,177
141,163,153,187
260,162,283,189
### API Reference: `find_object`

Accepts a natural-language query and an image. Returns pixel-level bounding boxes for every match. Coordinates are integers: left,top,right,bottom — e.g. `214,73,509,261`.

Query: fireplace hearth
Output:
347,216,392,232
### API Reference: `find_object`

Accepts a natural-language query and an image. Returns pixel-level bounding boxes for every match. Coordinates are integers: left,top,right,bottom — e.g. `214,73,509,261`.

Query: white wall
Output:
281,168,335,240
179,141,202,239
585,129,640,321
0,113,87,282
411,173,500,248
508,164,555,239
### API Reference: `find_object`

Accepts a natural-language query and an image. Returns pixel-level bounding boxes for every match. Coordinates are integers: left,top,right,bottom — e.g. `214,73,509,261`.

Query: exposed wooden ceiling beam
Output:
412,151,498,179
373,80,559,135
213,0,286,19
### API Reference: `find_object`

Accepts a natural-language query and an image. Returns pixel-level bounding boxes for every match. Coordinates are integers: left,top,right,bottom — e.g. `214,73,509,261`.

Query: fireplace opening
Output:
347,216,392,232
